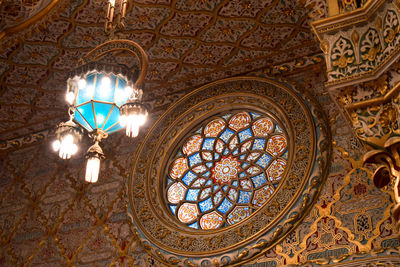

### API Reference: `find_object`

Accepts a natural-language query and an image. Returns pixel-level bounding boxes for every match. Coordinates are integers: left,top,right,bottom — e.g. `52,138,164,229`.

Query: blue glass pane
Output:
220,129,234,143
74,109,92,132
256,154,272,168
104,123,123,134
94,73,116,102
189,153,202,167
105,123,123,134
214,154,220,160
232,148,239,155
282,150,289,159
222,185,228,192
203,171,210,177
76,103,95,129
114,77,128,107
188,222,199,229
250,112,261,119
205,180,212,186
182,171,197,186
241,163,249,168
206,162,213,168
251,173,267,188
103,105,120,131
223,148,229,155
202,138,215,150
239,154,246,160
76,73,95,105
238,191,251,204
167,178,173,185
217,198,233,213
213,185,220,192
252,139,266,150
186,189,200,201
275,125,283,133
232,180,238,187
195,128,203,134
169,205,177,215
93,102,113,129
238,128,253,142
199,198,213,213
239,172,246,178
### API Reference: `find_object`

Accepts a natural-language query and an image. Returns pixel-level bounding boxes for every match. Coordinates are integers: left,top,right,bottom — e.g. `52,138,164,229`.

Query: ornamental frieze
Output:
312,0,400,89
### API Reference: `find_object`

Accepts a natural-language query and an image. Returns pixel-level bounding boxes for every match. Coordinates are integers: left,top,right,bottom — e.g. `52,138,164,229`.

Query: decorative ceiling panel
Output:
0,0,323,140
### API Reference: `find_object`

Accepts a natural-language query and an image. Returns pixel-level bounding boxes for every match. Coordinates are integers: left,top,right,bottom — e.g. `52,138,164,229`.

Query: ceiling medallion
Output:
52,0,149,183
127,77,331,265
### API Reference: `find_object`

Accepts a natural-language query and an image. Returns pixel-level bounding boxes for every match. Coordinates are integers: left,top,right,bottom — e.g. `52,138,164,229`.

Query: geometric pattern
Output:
0,0,320,141
166,111,289,230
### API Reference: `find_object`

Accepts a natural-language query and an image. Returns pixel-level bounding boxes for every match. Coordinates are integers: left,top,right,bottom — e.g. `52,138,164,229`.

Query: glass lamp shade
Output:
52,120,83,159
85,141,104,183
86,156,100,183
67,66,135,135
119,102,148,137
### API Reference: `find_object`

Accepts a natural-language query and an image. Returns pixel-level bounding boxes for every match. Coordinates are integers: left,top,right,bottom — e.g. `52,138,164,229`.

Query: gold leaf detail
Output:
351,31,359,45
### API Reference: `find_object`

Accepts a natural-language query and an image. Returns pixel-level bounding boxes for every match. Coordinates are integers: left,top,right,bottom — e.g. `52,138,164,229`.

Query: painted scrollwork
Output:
360,28,382,71
383,10,400,50
313,1,400,85
331,37,356,78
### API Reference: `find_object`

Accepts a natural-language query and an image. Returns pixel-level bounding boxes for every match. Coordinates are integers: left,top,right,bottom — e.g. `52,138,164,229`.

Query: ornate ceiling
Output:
0,0,327,141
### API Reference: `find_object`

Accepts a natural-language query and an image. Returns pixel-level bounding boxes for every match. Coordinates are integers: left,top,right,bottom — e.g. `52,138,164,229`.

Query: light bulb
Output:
101,76,111,88
97,114,105,125
86,86,95,98
124,113,148,137
119,114,127,126
85,156,100,183
52,140,60,151
58,134,76,159
124,86,133,97
66,91,75,105
78,78,87,89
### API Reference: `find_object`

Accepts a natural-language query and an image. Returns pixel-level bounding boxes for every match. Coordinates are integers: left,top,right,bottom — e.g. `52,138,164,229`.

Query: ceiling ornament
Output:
0,0,65,42
52,0,149,183
127,77,331,265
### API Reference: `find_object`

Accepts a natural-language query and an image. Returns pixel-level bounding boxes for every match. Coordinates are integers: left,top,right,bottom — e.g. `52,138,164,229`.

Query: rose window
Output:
165,111,289,230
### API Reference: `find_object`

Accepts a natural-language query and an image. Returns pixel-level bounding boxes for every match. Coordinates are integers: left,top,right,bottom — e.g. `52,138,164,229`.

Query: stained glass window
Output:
165,111,289,230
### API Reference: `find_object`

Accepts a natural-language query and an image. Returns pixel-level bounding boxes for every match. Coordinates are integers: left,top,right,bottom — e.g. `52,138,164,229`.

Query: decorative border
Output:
0,0,66,41
127,77,331,266
312,0,400,88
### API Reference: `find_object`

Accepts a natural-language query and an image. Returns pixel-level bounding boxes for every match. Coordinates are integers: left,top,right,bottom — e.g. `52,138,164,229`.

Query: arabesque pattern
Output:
166,111,288,230
0,0,320,141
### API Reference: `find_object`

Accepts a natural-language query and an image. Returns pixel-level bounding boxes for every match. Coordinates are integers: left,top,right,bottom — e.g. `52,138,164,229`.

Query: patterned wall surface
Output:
0,0,325,141
0,69,399,266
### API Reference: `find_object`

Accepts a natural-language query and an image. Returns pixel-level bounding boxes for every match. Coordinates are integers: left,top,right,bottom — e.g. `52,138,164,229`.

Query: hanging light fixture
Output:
52,0,149,183
105,0,128,35
119,88,148,137
52,118,83,159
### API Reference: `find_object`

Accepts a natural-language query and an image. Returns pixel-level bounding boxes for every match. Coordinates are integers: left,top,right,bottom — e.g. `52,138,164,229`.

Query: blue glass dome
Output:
70,71,132,134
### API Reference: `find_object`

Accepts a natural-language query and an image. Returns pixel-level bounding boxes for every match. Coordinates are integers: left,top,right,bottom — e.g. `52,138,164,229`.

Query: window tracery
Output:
165,111,289,230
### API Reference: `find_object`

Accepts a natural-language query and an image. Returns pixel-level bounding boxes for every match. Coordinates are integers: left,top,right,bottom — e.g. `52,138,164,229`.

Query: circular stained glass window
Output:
165,111,289,230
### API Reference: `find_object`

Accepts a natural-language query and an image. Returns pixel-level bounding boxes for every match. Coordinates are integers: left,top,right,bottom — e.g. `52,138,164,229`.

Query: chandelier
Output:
52,0,149,183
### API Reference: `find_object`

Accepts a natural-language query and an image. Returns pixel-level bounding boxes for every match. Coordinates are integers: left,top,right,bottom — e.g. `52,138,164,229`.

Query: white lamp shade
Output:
85,156,100,183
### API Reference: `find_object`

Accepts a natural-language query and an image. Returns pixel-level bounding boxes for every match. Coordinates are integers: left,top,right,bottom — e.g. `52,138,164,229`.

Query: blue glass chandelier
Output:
52,0,149,183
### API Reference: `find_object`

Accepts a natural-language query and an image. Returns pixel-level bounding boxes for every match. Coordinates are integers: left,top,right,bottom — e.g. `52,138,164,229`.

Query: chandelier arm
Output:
82,39,148,87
